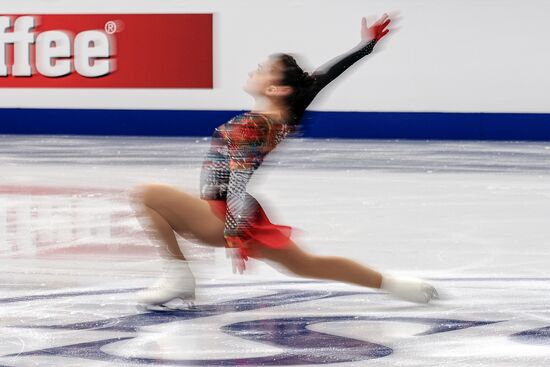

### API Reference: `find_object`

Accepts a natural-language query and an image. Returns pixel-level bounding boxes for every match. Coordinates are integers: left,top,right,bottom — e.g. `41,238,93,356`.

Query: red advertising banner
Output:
0,14,213,88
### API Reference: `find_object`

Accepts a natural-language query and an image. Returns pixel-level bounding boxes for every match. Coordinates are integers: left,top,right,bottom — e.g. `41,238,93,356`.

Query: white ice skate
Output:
136,260,196,310
381,275,439,304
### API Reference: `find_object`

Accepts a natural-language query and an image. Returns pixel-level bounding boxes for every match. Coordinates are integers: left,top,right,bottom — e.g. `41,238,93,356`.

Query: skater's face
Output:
244,58,292,101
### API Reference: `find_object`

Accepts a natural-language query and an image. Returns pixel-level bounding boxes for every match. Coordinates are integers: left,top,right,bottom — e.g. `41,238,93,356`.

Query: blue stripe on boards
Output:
2,108,550,140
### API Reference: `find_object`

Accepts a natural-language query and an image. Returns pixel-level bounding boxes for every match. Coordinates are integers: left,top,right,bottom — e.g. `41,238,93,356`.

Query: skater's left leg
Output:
254,241,437,303
254,241,382,288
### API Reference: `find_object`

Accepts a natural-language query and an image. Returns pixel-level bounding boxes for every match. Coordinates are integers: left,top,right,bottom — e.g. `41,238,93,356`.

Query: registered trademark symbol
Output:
105,21,118,34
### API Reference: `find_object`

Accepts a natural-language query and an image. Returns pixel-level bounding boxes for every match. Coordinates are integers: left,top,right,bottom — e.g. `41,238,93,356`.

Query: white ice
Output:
1,136,550,366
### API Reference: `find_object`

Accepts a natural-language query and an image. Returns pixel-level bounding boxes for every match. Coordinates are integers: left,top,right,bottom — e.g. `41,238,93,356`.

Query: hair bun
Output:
300,71,313,87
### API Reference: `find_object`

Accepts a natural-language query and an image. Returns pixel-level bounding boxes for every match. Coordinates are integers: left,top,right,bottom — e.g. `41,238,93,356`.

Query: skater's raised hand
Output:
361,14,391,42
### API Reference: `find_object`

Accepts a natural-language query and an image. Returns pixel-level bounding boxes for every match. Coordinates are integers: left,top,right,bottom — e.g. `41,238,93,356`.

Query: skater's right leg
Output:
132,184,225,307
133,183,226,255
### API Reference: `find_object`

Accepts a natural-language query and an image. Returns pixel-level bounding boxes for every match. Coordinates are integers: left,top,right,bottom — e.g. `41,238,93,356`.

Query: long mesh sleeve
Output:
308,39,377,95
223,116,269,238
291,39,378,122
224,169,257,238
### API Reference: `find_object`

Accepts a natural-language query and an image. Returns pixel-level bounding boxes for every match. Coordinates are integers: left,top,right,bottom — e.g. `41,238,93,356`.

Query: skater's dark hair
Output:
269,53,314,129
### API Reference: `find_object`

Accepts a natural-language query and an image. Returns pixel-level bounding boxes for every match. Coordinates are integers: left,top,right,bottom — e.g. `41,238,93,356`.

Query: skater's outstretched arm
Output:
304,15,391,100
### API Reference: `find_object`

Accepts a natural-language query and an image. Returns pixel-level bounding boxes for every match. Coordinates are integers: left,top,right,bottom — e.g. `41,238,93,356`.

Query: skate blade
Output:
138,298,197,312
422,286,440,303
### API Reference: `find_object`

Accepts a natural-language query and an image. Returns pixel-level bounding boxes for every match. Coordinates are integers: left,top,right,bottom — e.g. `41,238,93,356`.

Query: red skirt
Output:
206,200,292,259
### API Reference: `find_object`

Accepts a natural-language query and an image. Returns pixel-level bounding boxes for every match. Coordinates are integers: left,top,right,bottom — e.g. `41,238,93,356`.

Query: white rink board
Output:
0,0,549,113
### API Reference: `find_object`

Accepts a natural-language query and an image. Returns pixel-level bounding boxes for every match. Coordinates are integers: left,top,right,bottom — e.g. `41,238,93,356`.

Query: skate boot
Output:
381,275,439,303
136,260,196,309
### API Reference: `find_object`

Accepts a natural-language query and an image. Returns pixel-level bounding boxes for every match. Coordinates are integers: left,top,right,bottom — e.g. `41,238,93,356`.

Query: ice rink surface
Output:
1,135,550,366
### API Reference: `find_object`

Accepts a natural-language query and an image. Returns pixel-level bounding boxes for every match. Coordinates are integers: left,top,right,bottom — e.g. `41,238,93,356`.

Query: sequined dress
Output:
200,40,377,258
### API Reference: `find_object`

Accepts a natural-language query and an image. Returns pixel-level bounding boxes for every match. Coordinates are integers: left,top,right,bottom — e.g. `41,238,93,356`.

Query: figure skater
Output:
134,14,438,307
